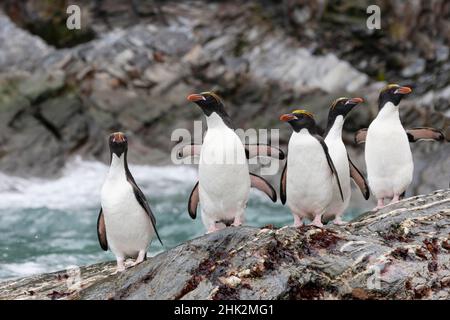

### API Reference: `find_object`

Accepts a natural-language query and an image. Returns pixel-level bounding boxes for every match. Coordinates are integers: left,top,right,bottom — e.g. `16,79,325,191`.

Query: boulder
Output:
1,189,449,300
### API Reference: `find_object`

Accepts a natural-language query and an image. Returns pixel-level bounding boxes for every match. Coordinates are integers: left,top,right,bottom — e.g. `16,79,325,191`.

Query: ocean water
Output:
0,157,295,281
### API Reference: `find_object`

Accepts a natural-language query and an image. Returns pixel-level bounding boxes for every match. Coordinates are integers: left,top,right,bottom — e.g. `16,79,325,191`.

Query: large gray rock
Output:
0,1,447,198
1,189,449,300
0,13,53,72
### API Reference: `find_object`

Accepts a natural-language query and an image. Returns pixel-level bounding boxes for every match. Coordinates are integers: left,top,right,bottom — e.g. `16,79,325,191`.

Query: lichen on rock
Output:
1,189,449,300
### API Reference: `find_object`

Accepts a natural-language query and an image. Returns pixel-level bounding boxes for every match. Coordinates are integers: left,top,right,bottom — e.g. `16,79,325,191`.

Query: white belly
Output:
365,118,413,199
101,176,154,259
286,131,334,219
199,127,250,222
323,137,351,219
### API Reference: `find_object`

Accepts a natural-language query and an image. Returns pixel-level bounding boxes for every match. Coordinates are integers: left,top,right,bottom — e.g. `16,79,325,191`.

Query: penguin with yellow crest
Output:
280,110,344,227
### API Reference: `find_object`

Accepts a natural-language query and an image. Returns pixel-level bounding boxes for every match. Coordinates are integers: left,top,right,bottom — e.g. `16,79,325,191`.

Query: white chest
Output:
324,117,349,183
287,131,332,191
365,103,412,170
325,130,350,193
200,125,247,165
288,130,326,171
100,154,153,257
101,155,135,214
324,121,351,216
199,113,248,177
101,174,137,214
364,103,414,197
286,130,334,216
198,113,250,217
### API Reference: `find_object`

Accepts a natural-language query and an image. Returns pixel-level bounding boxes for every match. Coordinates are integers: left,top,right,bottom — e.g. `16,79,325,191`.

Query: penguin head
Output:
187,91,233,128
109,132,128,158
378,84,412,109
280,110,317,133
187,92,226,116
325,97,363,131
329,97,364,119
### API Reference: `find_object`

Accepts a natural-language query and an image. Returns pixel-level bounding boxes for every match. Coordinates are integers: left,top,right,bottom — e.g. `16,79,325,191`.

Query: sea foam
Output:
0,157,198,210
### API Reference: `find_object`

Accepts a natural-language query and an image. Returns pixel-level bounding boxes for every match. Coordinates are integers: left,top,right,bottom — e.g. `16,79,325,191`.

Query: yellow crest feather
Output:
331,97,348,109
382,83,400,92
201,91,223,103
291,109,314,118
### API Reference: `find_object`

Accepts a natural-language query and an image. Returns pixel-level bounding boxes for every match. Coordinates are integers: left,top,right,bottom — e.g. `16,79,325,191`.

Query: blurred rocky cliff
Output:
0,0,448,195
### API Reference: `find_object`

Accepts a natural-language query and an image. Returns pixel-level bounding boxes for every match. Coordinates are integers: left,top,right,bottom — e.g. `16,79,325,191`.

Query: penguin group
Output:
98,84,446,272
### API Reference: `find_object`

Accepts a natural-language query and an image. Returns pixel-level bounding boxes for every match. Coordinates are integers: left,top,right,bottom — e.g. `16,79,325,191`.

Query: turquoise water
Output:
0,158,364,281
0,158,293,280
0,192,291,280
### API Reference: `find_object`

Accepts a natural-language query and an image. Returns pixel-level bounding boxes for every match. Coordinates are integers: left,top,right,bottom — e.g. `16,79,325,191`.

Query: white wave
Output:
0,157,198,211
0,261,49,279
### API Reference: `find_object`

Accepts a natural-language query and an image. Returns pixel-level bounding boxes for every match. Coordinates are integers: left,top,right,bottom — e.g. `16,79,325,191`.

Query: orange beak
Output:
187,93,206,102
112,132,126,143
280,114,297,122
347,97,364,104
395,86,412,95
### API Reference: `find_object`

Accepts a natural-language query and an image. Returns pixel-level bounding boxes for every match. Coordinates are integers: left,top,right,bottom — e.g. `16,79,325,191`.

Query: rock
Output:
18,71,66,102
1,189,449,300
0,13,53,72
1,0,96,48
436,45,449,62
0,1,447,195
401,58,426,78
0,72,101,176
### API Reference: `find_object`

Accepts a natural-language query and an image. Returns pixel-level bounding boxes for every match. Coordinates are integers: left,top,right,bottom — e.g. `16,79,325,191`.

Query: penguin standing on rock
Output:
98,132,162,272
358,84,445,210
280,110,344,227
186,92,277,233
365,84,413,210
323,97,369,225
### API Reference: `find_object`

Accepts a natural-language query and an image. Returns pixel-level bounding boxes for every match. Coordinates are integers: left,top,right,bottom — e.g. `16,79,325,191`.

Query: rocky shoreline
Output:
1,189,449,300
0,0,449,302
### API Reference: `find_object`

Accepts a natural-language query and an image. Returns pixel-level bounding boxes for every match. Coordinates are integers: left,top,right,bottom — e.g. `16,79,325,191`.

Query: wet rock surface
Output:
1,189,449,300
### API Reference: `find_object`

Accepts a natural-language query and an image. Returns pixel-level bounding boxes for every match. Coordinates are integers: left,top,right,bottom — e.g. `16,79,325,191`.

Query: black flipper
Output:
188,181,199,219
245,144,285,160
250,173,277,202
126,168,164,247
280,162,287,205
356,127,445,144
315,135,344,202
406,127,445,142
97,208,108,251
348,154,370,200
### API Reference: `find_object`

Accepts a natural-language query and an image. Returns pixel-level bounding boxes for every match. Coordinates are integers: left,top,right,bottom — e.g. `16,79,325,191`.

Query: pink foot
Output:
232,217,242,227
389,194,400,205
310,215,323,228
293,215,303,227
333,217,346,225
130,250,146,267
206,225,220,234
113,258,125,274
372,199,385,211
